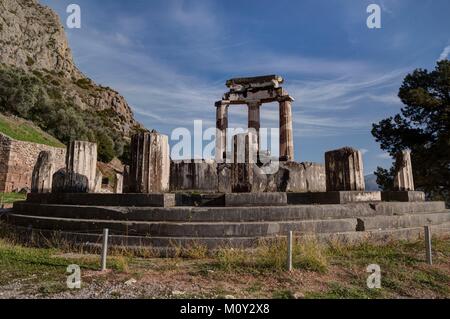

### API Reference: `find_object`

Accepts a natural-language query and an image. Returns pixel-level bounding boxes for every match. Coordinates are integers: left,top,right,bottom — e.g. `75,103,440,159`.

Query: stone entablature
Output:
216,75,295,162
0,133,65,193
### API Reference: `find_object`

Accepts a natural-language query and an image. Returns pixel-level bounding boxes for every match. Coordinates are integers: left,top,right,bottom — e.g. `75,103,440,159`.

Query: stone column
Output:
31,151,55,193
248,101,261,133
123,165,130,193
94,170,102,193
66,141,98,192
114,173,123,194
215,101,229,162
394,150,415,191
231,132,258,193
129,131,170,193
325,147,365,191
279,98,294,161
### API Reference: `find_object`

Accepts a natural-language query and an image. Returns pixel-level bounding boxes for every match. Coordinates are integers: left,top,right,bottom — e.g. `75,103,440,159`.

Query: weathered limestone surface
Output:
129,131,170,193
382,191,425,202
266,162,326,193
394,150,415,191
225,193,288,207
231,133,258,193
52,169,89,193
94,171,102,193
171,161,325,194
31,151,55,193
170,160,218,192
217,163,232,193
215,101,228,162
288,191,381,205
123,165,130,193
325,147,365,192
114,173,123,194
66,141,98,192
279,99,294,161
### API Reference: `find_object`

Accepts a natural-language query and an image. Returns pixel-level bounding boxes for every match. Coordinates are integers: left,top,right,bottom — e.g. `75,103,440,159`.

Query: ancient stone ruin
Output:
3,75,448,254
325,147,365,192
215,75,294,162
128,131,170,193
394,150,414,191
31,151,55,194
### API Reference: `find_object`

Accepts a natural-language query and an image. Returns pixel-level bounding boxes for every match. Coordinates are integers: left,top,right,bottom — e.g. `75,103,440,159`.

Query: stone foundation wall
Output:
169,160,326,193
0,133,65,193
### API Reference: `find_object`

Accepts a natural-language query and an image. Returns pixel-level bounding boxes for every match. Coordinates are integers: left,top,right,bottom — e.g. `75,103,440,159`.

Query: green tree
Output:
372,60,450,202
96,131,115,163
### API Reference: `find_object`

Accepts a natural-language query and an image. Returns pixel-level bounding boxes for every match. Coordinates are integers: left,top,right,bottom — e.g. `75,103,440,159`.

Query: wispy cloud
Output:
438,45,450,61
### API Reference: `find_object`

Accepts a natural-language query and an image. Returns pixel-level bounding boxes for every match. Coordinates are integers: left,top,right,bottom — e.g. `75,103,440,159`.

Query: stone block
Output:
129,131,170,193
51,169,89,193
31,151,55,194
225,192,288,207
288,191,381,205
94,171,102,193
231,132,258,193
394,150,415,191
170,160,218,192
325,147,365,191
217,163,232,193
66,141,98,192
114,173,123,194
381,191,425,202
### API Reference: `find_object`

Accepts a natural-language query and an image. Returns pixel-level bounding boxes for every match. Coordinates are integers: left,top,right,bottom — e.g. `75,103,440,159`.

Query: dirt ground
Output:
0,237,449,299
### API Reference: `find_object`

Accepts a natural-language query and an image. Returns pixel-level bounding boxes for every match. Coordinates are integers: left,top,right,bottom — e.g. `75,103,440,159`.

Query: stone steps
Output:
6,210,449,238
5,214,359,237
358,212,450,231
7,223,450,253
4,200,449,252
12,201,446,222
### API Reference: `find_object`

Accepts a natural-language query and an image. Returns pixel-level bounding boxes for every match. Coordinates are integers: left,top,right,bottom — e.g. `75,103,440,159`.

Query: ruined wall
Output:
169,160,326,193
170,160,219,193
0,133,65,193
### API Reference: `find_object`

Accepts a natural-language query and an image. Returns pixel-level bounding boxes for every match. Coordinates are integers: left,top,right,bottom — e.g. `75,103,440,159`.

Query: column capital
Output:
215,100,230,108
247,100,262,107
278,95,295,103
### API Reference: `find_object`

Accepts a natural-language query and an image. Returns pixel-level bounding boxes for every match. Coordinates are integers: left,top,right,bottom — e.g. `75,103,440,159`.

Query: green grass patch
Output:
0,239,130,296
213,237,328,274
0,114,64,148
0,192,26,204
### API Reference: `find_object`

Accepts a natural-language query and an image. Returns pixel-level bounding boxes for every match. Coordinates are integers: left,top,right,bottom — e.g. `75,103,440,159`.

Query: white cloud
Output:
438,45,450,61
360,149,369,155
377,152,392,160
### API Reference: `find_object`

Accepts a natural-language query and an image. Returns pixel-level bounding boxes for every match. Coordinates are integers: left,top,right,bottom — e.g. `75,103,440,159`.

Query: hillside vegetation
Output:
0,0,143,164
0,64,137,162
0,113,64,148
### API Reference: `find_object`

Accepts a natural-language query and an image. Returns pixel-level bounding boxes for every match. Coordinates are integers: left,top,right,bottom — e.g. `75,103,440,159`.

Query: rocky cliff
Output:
0,0,141,137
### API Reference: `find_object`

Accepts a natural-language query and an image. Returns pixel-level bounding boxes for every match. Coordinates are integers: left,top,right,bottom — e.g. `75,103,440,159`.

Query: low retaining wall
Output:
0,133,65,193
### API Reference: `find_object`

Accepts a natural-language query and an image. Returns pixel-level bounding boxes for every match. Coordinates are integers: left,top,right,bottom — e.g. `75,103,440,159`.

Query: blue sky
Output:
41,0,450,174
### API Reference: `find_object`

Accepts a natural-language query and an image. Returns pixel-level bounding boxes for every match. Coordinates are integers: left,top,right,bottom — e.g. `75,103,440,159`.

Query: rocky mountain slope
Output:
0,0,141,141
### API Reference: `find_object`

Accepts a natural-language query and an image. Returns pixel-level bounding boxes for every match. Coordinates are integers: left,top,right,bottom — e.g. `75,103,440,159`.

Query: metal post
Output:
424,226,432,265
101,228,109,271
287,231,293,271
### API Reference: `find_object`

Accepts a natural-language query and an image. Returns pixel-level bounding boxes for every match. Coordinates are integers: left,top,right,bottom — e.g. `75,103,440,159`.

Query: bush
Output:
96,131,115,163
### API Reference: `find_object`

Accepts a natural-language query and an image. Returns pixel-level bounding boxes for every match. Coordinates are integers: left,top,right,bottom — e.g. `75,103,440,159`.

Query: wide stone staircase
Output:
1,193,449,254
